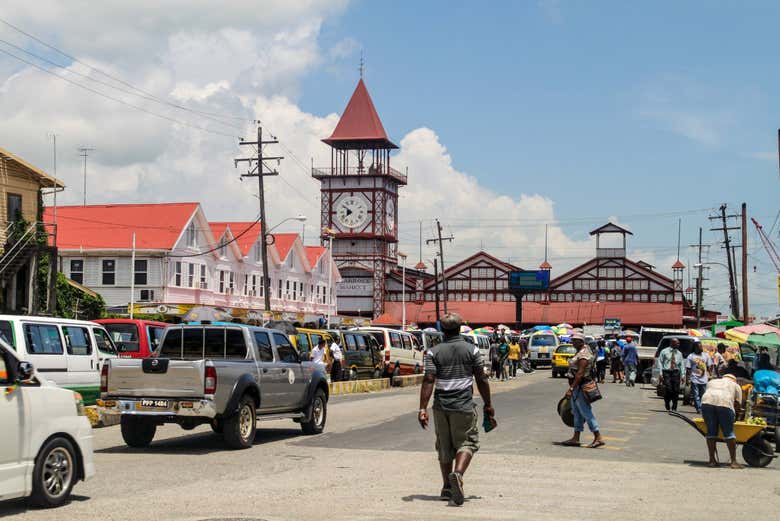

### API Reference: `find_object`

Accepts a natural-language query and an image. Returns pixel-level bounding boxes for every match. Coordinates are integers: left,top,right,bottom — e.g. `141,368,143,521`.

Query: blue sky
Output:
305,1,779,315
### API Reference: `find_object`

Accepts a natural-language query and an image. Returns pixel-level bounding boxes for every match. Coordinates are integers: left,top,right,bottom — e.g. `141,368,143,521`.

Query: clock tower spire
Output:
313,78,406,318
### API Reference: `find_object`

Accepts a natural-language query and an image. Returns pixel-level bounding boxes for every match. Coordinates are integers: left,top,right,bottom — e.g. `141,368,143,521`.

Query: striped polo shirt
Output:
424,336,484,412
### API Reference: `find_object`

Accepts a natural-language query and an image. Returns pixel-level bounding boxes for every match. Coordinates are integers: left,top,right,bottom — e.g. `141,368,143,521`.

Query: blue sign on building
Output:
508,270,551,291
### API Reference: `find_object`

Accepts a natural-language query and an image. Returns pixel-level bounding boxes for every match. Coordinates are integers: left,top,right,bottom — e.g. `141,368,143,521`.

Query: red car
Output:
94,319,169,358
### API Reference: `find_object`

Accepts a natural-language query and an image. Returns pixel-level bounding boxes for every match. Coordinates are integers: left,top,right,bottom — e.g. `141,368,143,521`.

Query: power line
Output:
0,17,251,126
0,46,241,139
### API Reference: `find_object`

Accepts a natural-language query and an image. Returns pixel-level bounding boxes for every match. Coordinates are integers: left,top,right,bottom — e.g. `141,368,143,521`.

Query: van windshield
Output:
105,323,140,353
531,335,556,347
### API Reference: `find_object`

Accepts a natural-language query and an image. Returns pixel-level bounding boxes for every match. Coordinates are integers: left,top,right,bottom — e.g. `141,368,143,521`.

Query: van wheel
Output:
349,368,358,381
121,416,156,448
223,395,256,450
301,389,327,435
29,437,77,508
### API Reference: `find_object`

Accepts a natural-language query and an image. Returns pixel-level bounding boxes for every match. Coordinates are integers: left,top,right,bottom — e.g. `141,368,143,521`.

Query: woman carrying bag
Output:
560,333,605,448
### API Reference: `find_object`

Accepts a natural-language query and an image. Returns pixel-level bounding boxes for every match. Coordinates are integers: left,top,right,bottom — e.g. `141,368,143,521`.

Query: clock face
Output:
336,195,369,229
386,199,395,233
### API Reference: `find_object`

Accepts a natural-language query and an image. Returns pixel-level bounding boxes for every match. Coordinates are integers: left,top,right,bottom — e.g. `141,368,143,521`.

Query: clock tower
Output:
313,78,406,318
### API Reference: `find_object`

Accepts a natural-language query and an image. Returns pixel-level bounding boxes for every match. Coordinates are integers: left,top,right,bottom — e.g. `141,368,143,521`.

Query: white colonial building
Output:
44,203,340,322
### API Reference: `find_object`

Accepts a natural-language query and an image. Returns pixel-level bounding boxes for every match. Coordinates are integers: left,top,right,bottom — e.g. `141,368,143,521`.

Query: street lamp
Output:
323,227,337,328
261,214,307,317
398,252,407,329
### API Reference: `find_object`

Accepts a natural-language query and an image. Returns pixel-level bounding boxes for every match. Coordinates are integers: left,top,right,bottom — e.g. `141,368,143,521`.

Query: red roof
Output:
273,233,298,262
382,301,683,327
672,260,686,269
305,246,326,268
323,79,397,149
539,260,552,269
45,203,198,250
210,221,262,256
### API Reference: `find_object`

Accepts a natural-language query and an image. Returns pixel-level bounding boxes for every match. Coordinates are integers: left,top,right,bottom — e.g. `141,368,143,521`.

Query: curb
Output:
392,374,424,387
329,378,391,395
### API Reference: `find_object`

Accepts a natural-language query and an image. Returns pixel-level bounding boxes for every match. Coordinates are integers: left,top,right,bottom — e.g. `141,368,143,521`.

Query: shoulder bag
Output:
581,379,603,403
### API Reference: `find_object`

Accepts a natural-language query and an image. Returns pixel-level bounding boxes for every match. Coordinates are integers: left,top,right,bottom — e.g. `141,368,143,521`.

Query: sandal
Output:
560,440,581,447
588,440,605,449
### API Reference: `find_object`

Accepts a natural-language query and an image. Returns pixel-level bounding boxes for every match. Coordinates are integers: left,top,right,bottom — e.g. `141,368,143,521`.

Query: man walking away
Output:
419,313,494,507
610,341,623,383
497,337,509,382
330,337,343,382
659,338,685,411
686,342,713,413
621,336,639,387
508,338,520,378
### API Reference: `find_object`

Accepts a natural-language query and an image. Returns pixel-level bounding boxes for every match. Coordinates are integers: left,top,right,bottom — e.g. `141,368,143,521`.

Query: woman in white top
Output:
700,373,743,468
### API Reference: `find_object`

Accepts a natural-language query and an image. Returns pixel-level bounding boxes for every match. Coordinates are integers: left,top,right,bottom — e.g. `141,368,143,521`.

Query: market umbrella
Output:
622,330,639,337
533,325,553,331
747,332,780,349
687,329,704,337
556,327,570,336
557,323,573,329
182,306,233,323
423,327,439,333
460,325,473,334
725,324,780,343
473,327,495,335
496,324,510,331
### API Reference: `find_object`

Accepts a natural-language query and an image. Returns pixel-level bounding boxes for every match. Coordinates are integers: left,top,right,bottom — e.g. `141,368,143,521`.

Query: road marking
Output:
611,421,642,426
602,446,624,451
601,436,629,442
606,428,640,433
622,416,649,421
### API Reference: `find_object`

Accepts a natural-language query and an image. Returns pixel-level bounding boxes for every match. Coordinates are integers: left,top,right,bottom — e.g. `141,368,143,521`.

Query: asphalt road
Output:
2,371,777,521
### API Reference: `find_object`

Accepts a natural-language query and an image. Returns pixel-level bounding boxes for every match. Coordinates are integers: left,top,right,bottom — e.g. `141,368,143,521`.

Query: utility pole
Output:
433,257,441,326
690,228,711,328
78,147,95,206
426,219,453,313
741,202,749,323
709,204,741,319
235,123,283,315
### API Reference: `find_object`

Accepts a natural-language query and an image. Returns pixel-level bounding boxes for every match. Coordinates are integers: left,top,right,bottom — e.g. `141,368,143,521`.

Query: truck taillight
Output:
204,366,217,395
100,362,109,394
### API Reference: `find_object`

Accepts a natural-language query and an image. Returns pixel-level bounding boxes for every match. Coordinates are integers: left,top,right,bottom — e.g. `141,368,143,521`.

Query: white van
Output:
0,340,95,507
0,315,117,405
528,332,559,368
461,333,492,372
355,327,423,377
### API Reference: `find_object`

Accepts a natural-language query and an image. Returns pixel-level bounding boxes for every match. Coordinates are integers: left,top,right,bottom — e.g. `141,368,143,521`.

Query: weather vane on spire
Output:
359,50,364,79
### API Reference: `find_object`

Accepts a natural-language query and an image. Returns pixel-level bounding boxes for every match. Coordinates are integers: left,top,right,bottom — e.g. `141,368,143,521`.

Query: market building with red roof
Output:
46,203,341,323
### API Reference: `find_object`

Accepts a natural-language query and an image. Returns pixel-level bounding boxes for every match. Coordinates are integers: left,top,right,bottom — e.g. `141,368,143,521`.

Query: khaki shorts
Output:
433,407,480,463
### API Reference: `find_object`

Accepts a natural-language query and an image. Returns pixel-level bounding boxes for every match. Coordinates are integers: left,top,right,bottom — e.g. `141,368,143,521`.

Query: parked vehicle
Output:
328,329,384,380
290,328,334,361
527,332,559,368
96,319,168,359
355,327,424,378
0,315,117,405
551,344,576,378
637,327,688,381
0,340,95,507
411,329,444,351
650,335,698,390
101,324,330,450
461,333,491,373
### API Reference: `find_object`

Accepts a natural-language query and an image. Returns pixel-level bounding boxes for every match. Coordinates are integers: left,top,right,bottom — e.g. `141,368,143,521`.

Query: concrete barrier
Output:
392,374,425,387
86,404,120,429
329,378,391,396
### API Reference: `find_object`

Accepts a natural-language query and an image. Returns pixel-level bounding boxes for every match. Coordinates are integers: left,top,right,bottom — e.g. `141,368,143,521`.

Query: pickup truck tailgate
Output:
107,358,206,398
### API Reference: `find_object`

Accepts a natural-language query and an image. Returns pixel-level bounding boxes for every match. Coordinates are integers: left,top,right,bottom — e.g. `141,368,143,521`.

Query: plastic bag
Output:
753,369,780,395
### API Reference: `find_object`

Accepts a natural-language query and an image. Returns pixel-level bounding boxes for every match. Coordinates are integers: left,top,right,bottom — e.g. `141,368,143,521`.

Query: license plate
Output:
140,399,169,408
539,347,548,354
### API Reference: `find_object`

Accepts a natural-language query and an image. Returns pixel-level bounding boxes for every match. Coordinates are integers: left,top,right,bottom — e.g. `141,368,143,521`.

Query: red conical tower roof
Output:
539,260,552,270
672,260,686,269
323,79,397,150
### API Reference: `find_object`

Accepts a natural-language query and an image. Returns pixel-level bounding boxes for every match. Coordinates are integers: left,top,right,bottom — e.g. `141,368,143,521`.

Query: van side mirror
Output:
17,361,34,381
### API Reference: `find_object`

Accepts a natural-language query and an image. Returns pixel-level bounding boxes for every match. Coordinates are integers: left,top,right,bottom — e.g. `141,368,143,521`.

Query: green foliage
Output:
55,273,105,320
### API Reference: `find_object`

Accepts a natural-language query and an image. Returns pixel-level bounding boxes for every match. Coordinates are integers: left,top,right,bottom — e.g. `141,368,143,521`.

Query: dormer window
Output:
219,236,227,257
254,243,262,263
288,252,294,269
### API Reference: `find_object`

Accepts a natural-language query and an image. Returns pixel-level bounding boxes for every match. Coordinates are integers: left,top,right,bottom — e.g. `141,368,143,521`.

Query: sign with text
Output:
338,277,373,296
508,270,550,291
604,318,621,329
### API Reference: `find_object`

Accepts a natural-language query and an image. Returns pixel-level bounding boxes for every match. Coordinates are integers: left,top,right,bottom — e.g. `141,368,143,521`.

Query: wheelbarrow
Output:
668,411,776,468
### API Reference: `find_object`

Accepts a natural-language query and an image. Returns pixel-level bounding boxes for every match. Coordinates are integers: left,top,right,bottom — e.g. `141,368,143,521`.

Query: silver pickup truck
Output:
100,324,329,450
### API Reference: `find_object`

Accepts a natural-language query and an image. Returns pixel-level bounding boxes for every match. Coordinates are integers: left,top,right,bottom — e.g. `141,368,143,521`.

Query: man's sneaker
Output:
448,472,464,506
440,487,452,501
